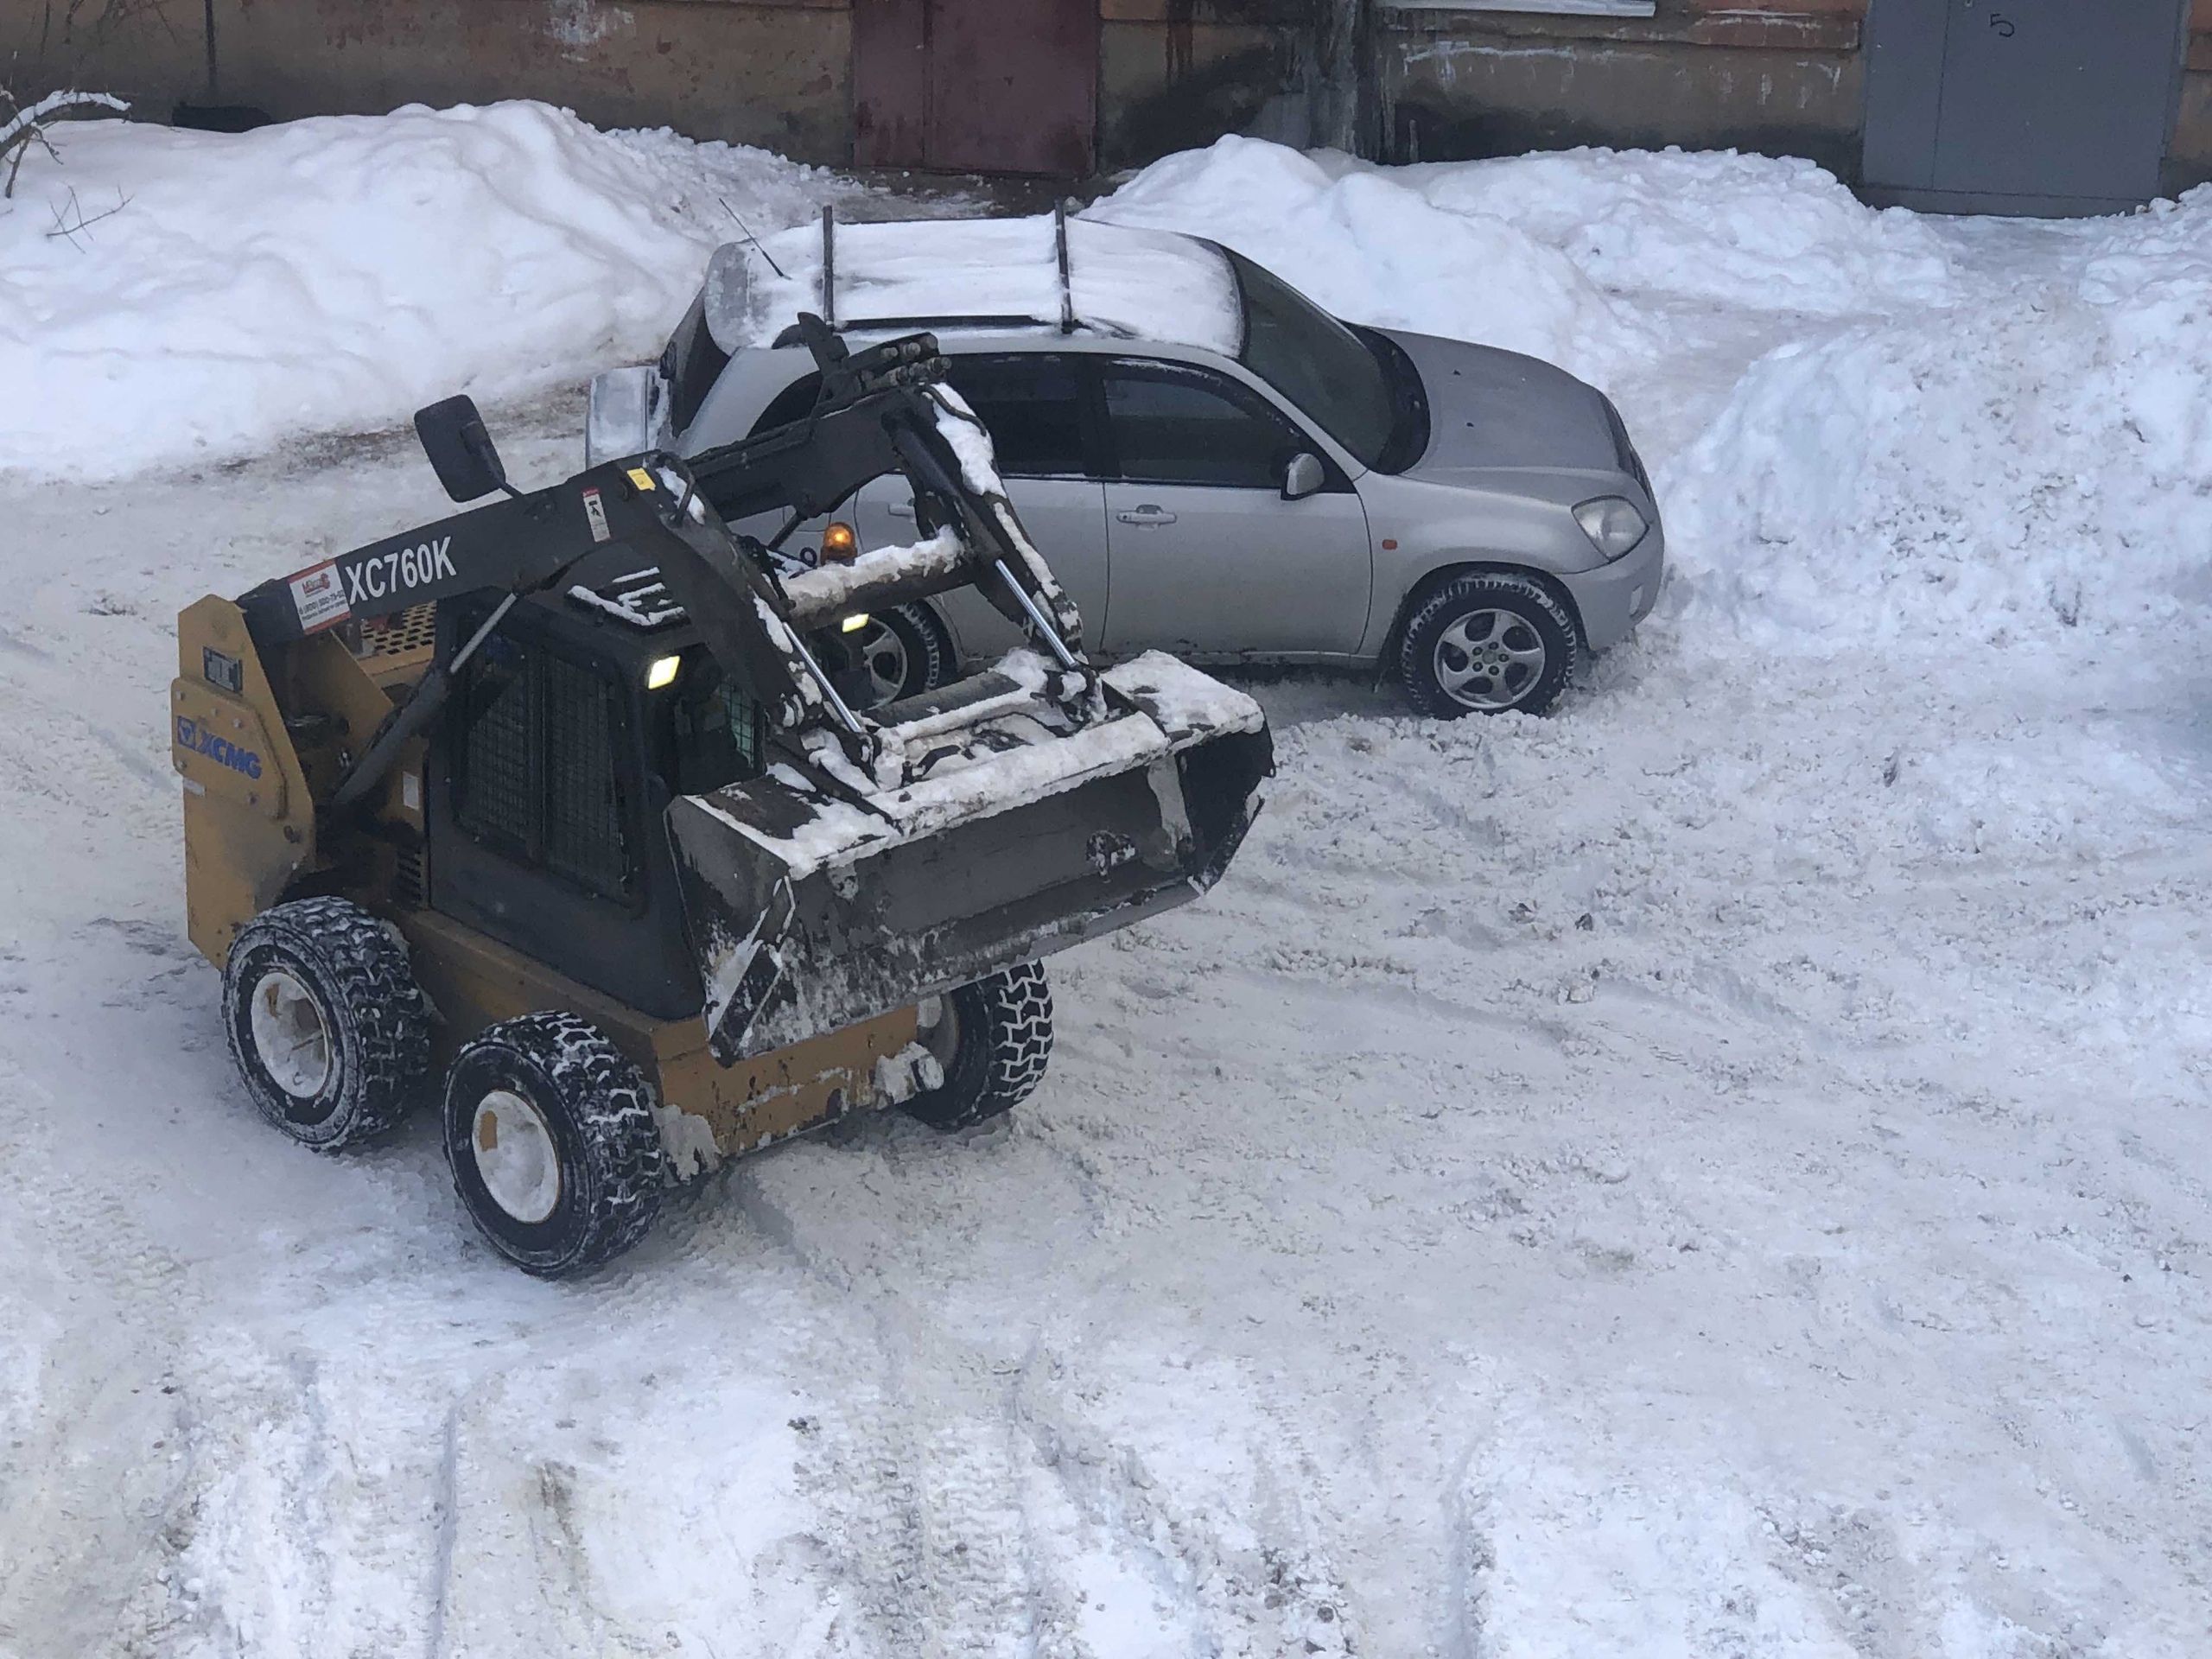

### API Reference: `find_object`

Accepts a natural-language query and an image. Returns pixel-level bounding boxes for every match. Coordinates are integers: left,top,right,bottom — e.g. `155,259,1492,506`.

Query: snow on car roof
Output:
701,214,1242,356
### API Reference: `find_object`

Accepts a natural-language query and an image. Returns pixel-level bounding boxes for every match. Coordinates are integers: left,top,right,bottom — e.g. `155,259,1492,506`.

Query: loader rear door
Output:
424,600,706,1021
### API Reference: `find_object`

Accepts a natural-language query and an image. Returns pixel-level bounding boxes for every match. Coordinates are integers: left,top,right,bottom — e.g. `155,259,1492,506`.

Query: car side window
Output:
941,354,1090,479
1101,360,1305,490
452,623,635,902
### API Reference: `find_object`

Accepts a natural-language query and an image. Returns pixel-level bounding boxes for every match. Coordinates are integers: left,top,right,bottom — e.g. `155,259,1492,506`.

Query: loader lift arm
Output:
237,318,1090,817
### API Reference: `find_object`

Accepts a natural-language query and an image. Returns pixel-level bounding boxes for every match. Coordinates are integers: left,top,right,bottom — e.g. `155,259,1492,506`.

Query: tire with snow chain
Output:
222,896,430,1151
1395,570,1580,718
851,602,955,709
442,1012,667,1277
901,963,1053,1133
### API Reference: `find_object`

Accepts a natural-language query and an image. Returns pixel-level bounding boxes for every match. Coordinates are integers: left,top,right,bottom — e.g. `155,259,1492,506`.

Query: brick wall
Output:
4,0,857,161
2181,0,2212,184
1379,0,2210,191
1096,0,1316,168
8,0,2208,188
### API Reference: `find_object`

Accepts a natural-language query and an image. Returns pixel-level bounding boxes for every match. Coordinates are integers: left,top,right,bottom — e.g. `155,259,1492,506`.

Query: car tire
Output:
900,964,1053,1133
222,896,431,1150
442,1012,668,1276
854,602,955,709
1396,571,1580,718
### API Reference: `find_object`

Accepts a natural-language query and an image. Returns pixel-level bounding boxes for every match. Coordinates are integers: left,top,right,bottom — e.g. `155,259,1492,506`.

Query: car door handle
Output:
886,502,915,520
1116,505,1178,526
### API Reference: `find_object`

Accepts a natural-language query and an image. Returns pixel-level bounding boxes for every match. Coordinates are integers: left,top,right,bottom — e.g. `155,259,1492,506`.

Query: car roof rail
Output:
767,200,1089,352
769,315,1056,348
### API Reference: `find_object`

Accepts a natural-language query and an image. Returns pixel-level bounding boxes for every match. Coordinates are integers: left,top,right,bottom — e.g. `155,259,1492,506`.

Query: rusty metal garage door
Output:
853,0,1097,176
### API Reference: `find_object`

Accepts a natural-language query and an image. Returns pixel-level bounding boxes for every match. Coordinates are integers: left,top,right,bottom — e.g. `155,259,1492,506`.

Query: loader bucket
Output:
665,654,1271,1065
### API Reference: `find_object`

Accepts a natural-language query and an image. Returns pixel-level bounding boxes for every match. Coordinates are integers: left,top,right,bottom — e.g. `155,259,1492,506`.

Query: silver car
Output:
591,217,1663,716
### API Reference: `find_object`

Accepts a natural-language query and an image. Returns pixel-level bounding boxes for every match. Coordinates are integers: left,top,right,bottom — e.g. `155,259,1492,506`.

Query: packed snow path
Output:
2,115,2209,1656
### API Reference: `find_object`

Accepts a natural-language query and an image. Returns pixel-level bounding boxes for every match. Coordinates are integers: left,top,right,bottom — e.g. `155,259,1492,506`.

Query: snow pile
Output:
1664,188,2212,654
1399,146,1956,317
1087,137,1957,385
1089,135,1646,383
0,102,874,479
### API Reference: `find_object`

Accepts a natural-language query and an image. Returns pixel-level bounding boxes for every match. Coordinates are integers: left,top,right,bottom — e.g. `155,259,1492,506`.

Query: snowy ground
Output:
2,111,2209,1657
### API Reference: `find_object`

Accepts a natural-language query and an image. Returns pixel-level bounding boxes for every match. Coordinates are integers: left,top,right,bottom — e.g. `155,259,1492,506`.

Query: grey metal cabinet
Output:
1861,0,2192,215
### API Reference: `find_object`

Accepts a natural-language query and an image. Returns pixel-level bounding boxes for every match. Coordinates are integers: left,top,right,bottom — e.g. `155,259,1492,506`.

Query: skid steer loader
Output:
174,318,1272,1275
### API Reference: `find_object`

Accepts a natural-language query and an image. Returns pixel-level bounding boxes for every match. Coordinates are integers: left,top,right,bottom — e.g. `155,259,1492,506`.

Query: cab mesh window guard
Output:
454,634,633,901
541,654,631,897
456,641,533,851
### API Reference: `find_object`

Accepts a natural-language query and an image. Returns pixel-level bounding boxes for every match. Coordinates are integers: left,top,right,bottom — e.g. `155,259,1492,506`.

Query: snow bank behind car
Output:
1664,190,2212,655
1087,136,1648,386
0,101,867,480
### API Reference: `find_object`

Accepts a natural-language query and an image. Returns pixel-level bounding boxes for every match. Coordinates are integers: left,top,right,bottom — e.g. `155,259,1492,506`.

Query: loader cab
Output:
423,583,765,1021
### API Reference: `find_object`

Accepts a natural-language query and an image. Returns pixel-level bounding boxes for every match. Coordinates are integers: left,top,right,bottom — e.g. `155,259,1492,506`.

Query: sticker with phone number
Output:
287,559,351,633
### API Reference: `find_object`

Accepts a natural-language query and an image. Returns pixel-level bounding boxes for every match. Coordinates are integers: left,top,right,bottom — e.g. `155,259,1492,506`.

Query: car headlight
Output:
1573,496,1648,561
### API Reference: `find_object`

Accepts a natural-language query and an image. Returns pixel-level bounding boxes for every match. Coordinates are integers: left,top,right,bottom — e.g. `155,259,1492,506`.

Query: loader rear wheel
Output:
442,1012,667,1277
222,897,430,1150
901,963,1053,1133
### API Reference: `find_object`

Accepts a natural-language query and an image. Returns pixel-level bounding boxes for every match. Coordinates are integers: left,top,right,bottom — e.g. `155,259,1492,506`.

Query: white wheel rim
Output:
250,968,333,1099
916,993,960,1070
1433,607,1548,710
471,1089,563,1224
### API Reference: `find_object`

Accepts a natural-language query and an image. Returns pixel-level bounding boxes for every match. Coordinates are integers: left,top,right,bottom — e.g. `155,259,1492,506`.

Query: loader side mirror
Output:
415,395,512,502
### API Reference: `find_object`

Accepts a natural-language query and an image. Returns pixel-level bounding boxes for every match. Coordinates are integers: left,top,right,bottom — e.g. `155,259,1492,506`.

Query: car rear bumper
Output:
1557,525,1664,652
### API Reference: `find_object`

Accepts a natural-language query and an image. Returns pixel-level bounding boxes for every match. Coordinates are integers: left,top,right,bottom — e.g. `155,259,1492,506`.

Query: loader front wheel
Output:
901,963,1053,1133
442,1012,667,1277
223,897,430,1151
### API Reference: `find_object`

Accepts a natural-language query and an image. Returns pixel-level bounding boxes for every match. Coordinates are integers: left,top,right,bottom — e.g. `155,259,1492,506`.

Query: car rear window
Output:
749,372,822,435
942,356,1089,478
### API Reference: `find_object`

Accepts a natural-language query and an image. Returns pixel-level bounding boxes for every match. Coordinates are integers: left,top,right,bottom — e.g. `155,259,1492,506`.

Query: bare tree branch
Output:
0,87,127,150
44,181,130,247
0,87,130,200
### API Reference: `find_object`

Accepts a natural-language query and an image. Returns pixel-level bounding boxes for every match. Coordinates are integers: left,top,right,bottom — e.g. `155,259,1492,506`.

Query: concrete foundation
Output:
1376,2,1865,176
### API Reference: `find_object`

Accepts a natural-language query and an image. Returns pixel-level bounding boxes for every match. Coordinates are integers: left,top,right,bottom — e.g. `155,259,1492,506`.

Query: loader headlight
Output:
1573,496,1648,561
645,655,682,690
840,613,870,633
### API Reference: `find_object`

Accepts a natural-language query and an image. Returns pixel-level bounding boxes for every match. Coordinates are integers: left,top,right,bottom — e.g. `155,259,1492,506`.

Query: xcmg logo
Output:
175,715,264,779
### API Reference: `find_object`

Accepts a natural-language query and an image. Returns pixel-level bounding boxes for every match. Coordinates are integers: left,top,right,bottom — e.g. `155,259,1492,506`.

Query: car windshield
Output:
1225,248,1393,469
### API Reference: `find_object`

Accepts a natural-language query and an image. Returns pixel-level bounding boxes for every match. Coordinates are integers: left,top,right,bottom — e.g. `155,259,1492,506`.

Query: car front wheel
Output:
1396,572,1579,718
853,602,955,709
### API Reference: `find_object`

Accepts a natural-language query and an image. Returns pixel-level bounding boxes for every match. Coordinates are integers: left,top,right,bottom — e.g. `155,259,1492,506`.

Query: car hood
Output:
1382,330,1621,481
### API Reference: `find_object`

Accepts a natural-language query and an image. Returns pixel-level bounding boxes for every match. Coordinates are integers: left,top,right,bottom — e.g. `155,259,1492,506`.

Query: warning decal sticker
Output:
287,560,351,634
582,487,612,543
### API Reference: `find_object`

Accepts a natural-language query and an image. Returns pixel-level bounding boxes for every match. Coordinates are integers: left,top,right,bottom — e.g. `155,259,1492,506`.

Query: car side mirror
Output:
1282,451,1325,501
414,395,512,503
